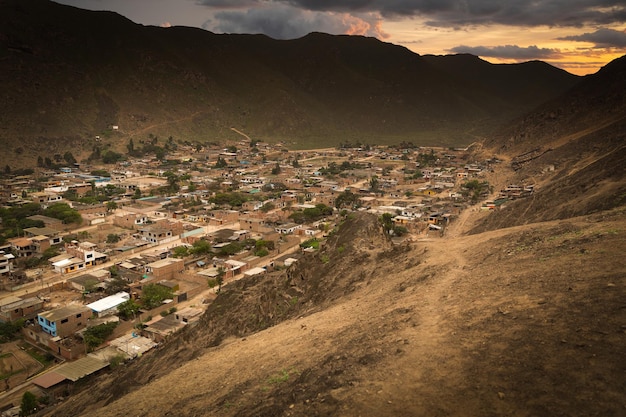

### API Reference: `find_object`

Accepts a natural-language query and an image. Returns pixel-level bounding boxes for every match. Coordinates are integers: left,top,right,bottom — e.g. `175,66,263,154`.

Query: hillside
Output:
470,55,626,233
41,209,626,417
0,0,580,167
31,28,626,417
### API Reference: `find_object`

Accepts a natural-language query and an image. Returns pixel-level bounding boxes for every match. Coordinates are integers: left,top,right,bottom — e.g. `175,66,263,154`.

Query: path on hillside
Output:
122,110,208,137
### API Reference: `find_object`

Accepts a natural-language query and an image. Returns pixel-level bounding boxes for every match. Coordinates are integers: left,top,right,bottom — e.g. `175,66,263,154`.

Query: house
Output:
275,222,302,234
67,270,110,293
0,295,44,323
113,213,151,230
0,252,15,276
239,217,269,233
144,258,184,280
37,305,91,338
23,226,63,245
9,237,36,258
50,254,86,274
142,314,186,343
65,241,108,266
86,292,130,317
138,221,183,244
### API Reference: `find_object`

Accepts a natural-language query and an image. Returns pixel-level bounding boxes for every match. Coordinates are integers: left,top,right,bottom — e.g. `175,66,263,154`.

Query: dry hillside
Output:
41,204,626,416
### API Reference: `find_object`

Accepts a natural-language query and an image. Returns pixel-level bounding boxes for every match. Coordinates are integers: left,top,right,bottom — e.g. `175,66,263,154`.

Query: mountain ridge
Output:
0,0,580,167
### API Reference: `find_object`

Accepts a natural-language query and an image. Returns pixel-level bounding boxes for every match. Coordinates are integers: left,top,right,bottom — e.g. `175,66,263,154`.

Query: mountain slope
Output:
0,0,580,166
470,55,626,233
41,210,626,417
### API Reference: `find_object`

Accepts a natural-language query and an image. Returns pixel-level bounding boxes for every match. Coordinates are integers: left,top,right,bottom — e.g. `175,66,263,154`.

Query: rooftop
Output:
39,304,90,322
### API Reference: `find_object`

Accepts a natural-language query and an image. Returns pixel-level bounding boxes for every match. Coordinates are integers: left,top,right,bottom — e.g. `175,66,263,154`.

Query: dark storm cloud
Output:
198,0,626,27
558,28,626,47
201,5,383,39
449,44,562,59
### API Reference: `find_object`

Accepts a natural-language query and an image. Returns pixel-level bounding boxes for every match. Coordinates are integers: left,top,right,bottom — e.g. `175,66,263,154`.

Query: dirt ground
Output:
40,205,626,417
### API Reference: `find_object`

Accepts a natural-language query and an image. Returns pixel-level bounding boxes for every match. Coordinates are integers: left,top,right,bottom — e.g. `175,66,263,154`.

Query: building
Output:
0,295,44,323
0,252,15,276
144,258,184,280
86,292,130,318
37,305,91,338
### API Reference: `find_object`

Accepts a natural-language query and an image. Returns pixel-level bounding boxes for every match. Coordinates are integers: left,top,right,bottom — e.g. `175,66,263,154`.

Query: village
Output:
0,137,532,414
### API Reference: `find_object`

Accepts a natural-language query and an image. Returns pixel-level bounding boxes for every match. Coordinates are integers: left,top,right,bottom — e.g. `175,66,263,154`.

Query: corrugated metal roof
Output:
54,356,108,382
86,292,130,313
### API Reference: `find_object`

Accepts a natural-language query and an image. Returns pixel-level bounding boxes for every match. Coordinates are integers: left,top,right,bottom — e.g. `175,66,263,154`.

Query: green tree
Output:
63,151,76,165
43,203,82,224
117,299,141,320
141,284,174,309
335,190,359,209
0,319,25,343
83,322,118,351
369,175,379,192
105,275,128,295
102,151,123,164
271,163,281,175
190,239,211,255
106,233,120,244
106,201,118,212
216,267,225,293
20,391,38,416
380,213,394,234
213,157,227,169
172,246,189,258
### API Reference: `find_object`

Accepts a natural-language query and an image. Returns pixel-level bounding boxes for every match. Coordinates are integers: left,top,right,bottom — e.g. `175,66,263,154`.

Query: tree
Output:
380,213,394,234
36,156,44,167
163,171,179,192
335,190,359,209
117,299,141,320
106,233,120,244
213,157,227,169
106,201,118,212
43,203,82,224
105,275,128,295
83,322,118,351
141,284,174,309
190,239,211,255
216,267,225,293
369,175,379,192
63,151,76,165
271,163,281,175
127,138,135,154
20,391,38,416
172,246,189,258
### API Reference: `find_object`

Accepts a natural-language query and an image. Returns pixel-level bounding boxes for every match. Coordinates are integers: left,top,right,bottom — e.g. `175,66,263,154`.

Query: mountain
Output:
36,53,626,417
0,0,579,167
470,54,626,233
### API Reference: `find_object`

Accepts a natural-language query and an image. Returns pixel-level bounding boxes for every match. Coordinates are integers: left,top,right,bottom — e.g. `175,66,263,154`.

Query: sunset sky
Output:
55,0,626,75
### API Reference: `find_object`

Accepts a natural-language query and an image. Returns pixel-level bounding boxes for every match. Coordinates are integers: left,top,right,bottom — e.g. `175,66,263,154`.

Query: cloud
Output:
448,44,562,59
202,4,387,39
557,28,626,47
198,1,626,27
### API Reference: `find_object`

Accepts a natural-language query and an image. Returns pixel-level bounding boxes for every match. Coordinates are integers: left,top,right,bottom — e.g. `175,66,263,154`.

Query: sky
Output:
54,0,626,75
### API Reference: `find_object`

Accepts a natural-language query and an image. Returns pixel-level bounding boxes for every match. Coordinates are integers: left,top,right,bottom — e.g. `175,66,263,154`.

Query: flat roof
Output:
147,258,182,269
32,371,67,389
39,304,90,322
86,292,130,313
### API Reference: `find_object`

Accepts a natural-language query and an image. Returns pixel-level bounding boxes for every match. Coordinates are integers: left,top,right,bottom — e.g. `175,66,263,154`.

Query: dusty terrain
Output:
42,205,626,417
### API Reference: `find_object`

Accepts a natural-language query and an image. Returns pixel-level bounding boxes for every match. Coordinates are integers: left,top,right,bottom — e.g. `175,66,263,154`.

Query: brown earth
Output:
40,206,626,417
